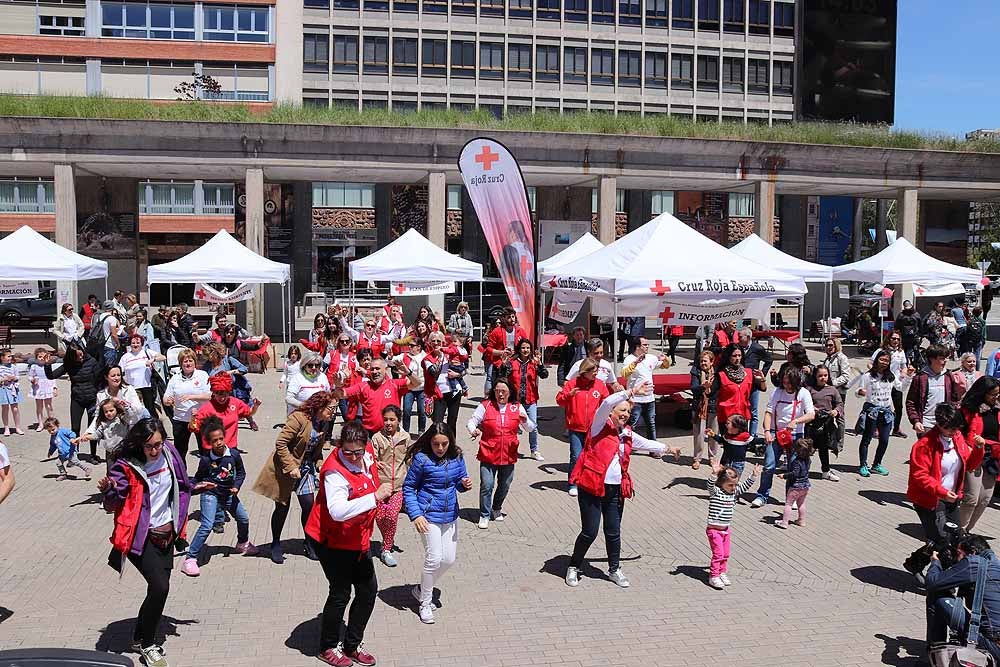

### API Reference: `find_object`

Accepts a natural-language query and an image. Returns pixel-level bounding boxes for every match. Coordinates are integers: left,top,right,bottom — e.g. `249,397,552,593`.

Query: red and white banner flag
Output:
388,280,455,296
458,138,536,341
194,282,255,304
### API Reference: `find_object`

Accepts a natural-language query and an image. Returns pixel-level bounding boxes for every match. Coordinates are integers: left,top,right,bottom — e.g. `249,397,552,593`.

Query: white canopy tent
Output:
0,225,108,281
833,237,982,284
537,233,604,278
147,229,292,344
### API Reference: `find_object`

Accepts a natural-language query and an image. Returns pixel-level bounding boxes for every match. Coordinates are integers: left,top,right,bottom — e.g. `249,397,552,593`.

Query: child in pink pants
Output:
777,439,814,529
706,459,760,590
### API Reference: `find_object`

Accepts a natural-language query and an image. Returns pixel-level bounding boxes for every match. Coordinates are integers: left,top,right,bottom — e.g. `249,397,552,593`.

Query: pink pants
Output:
783,487,809,524
375,490,404,552
706,525,731,578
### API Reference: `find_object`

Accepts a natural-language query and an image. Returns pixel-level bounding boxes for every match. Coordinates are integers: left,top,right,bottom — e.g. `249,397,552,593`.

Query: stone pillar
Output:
753,180,776,244
598,176,616,244
273,0,303,103
852,198,865,262
245,168,265,334
896,188,919,312
54,164,78,311
427,172,447,317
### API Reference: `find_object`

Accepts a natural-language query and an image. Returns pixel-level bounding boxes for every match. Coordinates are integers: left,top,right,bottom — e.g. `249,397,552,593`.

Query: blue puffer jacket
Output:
403,452,469,524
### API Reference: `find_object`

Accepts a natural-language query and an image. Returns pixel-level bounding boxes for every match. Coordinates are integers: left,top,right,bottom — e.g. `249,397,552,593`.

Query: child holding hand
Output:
705,414,753,477
776,438,814,529
44,417,91,480
706,457,759,590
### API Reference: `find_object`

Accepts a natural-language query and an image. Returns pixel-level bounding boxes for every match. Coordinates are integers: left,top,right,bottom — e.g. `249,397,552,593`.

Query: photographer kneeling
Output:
926,534,1000,660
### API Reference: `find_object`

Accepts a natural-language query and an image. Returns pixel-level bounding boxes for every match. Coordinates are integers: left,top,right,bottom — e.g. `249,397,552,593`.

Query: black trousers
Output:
667,335,680,363
126,537,173,649
70,399,96,457
891,388,904,433
432,391,462,437
312,540,378,653
170,419,192,465
914,500,961,547
137,387,158,417
570,484,624,572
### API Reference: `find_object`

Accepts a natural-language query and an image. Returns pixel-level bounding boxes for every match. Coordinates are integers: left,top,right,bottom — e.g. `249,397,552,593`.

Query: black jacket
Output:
557,340,587,385
894,310,922,341
740,342,773,374
45,355,102,406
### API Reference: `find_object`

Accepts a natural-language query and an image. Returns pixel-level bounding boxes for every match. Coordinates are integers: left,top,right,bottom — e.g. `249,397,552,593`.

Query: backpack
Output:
967,317,986,346
86,313,112,358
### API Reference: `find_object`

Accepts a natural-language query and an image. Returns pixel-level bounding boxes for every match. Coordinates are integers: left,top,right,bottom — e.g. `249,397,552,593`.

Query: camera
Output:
905,521,965,579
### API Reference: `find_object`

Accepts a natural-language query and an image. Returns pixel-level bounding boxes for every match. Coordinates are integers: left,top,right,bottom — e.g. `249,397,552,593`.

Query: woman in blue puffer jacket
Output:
403,422,472,625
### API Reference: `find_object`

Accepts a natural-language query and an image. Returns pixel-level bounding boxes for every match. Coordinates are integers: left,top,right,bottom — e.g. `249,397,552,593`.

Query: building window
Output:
696,54,718,90
728,192,754,218
591,48,613,85
392,37,418,74
526,186,536,212
39,15,85,36
332,35,358,73
672,0,693,29
535,45,559,81
645,0,667,26
102,2,195,39
201,5,268,42
447,184,462,210
451,41,475,78
722,56,743,92
202,183,235,214
140,181,195,215
619,0,640,25
590,188,626,214
0,179,54,214
564,47,587,83
480,42,504,79
303,34,328,72
423,0,447,12
422,39,447,76
481,0,504,15
509,0,531,17
723,0,743,31
748,0,769,34
394,0,418,11
618,50,640,87
365,0,388,11
697,0,719,30
332,0,357,8
508,43,532,80
591,0,613,23
774,0,794,36
452,0,476,15
313,182,374,208
671,53,693,89
748,57,769,93
538,0,560,20
363,36,389,74
651,190,674,215
772,60,793,95
305,0,330,8
565,0,587,22
645,51,667,88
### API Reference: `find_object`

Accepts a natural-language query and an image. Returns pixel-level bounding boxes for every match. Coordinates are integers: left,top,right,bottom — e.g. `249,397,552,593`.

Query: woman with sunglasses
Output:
392,338,427,434
872,332,912,437
53,302,84,354
323,334,360,423
338,306,399,360
286,352,331,416
422,331,467,437
308,313,328,344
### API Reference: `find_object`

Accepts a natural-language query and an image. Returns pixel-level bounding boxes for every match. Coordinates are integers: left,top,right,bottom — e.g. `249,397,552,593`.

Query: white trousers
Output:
420,520,458,606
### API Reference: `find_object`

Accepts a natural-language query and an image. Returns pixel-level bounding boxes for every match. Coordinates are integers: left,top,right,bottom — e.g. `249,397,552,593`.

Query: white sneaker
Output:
823,470,840,482
709,576,725,590
609,568,630,588
568,486,578,497
750,497,765,508
478,517,489,529
719,573,732,586
418,604,435,624
565,566,580,587
531,451,545,461
140,644,169,667
492,511,506,522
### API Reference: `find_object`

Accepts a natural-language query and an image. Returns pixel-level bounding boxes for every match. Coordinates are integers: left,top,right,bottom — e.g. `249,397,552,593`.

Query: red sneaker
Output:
317,647,352,667
346,643,376,666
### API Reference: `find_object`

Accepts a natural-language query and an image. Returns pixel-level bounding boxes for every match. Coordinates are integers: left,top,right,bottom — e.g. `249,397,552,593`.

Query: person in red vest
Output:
712,344,766,429
323,333,359,422
499,337,548,461
484,308,529,393
466,377,535,530
709,320,738,365
305,420,393,667
556,358,610,496
565,382,680,589
338,307,398,360
334,358,420,436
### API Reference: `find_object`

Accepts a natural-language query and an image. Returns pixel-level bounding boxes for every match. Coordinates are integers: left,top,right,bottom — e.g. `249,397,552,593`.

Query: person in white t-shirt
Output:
162,348,211,462
621,336,671,441
118,334,165,418
0,440,13,504
98,300,121,368
751,369,815,508
285,353,331,416
565,338,623,392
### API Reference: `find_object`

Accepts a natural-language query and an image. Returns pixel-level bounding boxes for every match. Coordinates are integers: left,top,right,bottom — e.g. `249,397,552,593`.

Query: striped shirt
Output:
707,474,757,528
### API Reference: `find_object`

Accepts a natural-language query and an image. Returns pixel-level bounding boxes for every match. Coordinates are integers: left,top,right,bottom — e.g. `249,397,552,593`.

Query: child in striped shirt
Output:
706,458,760,590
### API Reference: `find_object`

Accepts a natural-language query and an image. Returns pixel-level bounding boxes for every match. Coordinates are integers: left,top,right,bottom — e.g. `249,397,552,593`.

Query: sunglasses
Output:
365,323,376,328
339,339,351,344
304,363,320,369
341,448,365,458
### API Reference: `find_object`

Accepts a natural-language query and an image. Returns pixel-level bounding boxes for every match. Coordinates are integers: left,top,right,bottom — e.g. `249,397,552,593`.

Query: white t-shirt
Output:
101,314,119,349
62,317,80,339
566,358,617,387
0,442,9,470
144,452,173,528
766,387,815,437
119,350,153,389
163,370,210,422
622,353,664,404
286,372,331,413
940,436,961,493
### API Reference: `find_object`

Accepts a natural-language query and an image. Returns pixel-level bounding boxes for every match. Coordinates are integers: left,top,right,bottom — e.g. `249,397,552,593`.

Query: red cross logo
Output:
384,388,392,399
548,277,558,288
658,305,675,323
475,145,500,171
650,280,671,296
395,283,406,294
915,286,926,295
195,288,207,300
592,390,600,399
519,253,532,279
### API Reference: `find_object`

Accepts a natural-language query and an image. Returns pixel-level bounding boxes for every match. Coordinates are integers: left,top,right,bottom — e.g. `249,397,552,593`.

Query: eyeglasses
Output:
143,441,163,451
304,364,320,370
338,339,351,344
341,448,365,458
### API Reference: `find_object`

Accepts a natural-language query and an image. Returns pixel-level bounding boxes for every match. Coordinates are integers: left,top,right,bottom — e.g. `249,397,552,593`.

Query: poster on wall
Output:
817,196,855,266
265,184,294,264
77,212,137,259
538,220,591,262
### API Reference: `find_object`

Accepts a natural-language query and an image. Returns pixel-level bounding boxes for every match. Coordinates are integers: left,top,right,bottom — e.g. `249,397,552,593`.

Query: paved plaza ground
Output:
1,339,985,667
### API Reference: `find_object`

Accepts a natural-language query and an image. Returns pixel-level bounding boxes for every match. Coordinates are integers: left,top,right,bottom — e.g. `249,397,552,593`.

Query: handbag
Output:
928,553,996,667
775,398,799,450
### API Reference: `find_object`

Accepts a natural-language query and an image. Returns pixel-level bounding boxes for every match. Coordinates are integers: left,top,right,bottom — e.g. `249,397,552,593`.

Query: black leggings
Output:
70,399,96,457
126,537,173,649
570,484,625,572
313,541,378,653
667,335,680,362
270,493,315,544
432,391,462,437
170,419,192,471
891,388,904,432
137,387,158,417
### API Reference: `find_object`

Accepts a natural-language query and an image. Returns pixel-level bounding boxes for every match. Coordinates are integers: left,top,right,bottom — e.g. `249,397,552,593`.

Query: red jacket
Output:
486,325,529,367
556,376,610,432
962,406,1000,479
305,445,380,551
344,378,410,433
476,400,523,466
906,427,984,511
109,465,144,555
716,371,754,427
301,336,331,359
504,357,546,405
570,421,634,498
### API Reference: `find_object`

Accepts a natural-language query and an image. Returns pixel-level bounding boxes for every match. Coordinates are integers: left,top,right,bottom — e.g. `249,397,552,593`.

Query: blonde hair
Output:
176,348,196,364
578,358,599,375
204,342,226,362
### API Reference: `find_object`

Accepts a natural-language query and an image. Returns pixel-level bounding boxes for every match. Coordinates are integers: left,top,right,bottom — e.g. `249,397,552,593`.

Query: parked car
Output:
0,288,57,328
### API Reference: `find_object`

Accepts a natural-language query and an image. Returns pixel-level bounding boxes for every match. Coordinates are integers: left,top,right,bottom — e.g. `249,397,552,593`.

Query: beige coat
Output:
371,429,410,493
252,411,326,504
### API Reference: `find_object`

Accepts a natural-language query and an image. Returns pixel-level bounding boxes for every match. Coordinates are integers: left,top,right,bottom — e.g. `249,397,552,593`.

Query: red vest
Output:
570,421,633,498
356,332,384,359
716,370,753,426
305,445,380,551
507,358,540,405
325,352,357,388
422,351,446,399
477,400,523,466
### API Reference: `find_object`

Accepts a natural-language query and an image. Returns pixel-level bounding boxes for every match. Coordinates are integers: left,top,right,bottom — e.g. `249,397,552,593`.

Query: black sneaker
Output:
211,523,224,534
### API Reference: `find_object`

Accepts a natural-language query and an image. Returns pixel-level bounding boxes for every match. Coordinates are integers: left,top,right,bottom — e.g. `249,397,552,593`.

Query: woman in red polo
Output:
305,420,393,667
466,377,535,530
713,343,766,428
189,373,261,452
565,382,680,589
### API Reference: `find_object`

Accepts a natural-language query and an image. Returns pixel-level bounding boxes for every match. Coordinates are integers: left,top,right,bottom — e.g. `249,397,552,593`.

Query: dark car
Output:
0,288,57,328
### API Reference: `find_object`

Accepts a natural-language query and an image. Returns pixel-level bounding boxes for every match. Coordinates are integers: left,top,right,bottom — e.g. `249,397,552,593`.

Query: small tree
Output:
970,201,1000,270
174,73,224,101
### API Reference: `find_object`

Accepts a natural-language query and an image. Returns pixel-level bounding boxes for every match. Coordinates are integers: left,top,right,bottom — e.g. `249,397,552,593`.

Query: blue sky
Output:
894,1,1000,136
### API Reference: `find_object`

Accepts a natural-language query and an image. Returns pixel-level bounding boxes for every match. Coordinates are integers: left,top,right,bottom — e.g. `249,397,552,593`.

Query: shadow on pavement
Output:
95,615,198,654
875,633,925,666
665,476,707,491
69,492,104,507
377,584,440,612
538,554,606,582
896,522,927,541
537,462,570,475
669,564,711,587
529,479,570,493
285,614,320,657
851,565,924,595
859,489,913,509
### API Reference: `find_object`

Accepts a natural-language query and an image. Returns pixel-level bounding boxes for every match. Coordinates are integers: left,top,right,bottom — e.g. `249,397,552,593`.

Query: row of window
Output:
138,182,235,215
99,2,269,42
305,0,793,33
305,36,792,94
0,179,55,214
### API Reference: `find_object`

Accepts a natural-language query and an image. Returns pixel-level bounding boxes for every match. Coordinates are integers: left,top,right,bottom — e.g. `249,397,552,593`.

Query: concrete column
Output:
852,198,864,262
426,172,447,316
54,164,78,312
273,0,304,103
598,176,616,244
896,188,919,312
245,168,265,335
753,180,776,244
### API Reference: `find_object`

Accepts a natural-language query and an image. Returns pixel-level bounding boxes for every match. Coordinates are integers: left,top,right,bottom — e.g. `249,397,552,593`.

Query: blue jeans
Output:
927,595,1000,660
187,492,250,559
629,401,656,440
401,389,426,434
526,403,538,453
755,440,787,502
748,387,761,437
484,363,495,395
859,411,892,468
975,344,985,371
479,463,515,519
568,431,586,486
102,347,119,369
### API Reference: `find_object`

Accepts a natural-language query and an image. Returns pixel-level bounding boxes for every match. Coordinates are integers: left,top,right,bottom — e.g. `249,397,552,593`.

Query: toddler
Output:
28,348,56,431
444,345,469,396
44,417,91,480
777,438,813,529
706,414,753,477
74,398,129,473
0,348,24,436
706,458,759,590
